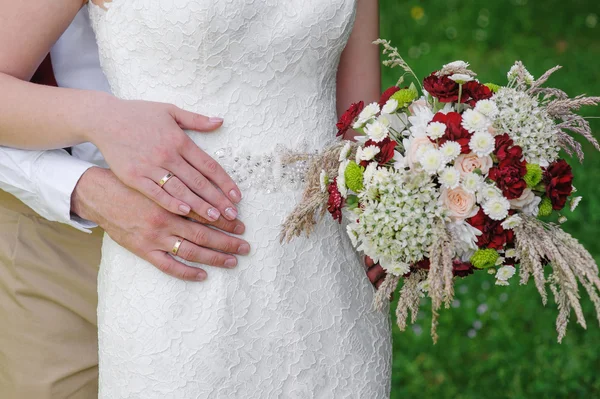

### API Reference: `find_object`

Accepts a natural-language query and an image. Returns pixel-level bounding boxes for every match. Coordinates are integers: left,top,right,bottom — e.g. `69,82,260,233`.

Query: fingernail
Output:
196,272,207,281
233,225,245,235
238,244,250,255
179,204,191,215
225,207,237,220
224,258,237,268
209,117,224,123
229,189,241,203
207,208,220,221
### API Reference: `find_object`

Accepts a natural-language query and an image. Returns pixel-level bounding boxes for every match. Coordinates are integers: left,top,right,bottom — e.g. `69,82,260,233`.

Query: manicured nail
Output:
179,204,191,215
224,258,237,268
233,225,245,235
229,189,241,203
207,208,220,221
196,271,207,281
225,207,237,220
238,244,250,255
209,117,224,123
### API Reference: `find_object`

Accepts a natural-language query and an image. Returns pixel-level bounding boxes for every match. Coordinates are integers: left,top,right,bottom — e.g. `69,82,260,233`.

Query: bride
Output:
2,0,391,397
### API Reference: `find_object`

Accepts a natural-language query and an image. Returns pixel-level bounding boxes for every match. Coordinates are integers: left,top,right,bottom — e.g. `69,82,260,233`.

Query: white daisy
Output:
338,142,352,162
570,196,582,211
337,160,349,198
474,99,499,118
353,102,380,129
496,265,516,282
365,120,389,143
426,121,447,140
505,248,518,259
501,214,522,230
439,141,462,162
477,183,503,203
319,170,329,193
418,148,445,175
468,131,495,157
462,109,490,133
483,197,511,220
462,173,483,194
381,98,399,115
358,145,381,162
449,73,474,84
439,167,461,189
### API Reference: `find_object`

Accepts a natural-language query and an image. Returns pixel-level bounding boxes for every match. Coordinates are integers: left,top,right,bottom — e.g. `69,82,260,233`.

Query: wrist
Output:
71,166,114,223
77,92,121,144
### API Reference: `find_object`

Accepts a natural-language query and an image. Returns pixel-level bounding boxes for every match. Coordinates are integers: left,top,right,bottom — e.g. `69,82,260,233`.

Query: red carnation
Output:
468,209,514,250
415,258,474,277
431,112,471,153
327,178,345,223
336,101,364,137
379,86,401,108
489,159,527,200
362,137,397,167
462,81,493,107
423,72,460,103
543,159,574,210
494,134,523,162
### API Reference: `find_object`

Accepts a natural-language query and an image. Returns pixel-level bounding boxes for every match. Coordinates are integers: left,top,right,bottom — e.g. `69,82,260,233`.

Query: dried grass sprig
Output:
394,270,427,332
373,39,422,89
528,65,562,94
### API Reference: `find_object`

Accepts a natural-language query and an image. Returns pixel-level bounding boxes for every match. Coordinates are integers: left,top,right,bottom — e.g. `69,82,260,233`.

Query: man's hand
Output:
71,167,250,281
365,256,386,289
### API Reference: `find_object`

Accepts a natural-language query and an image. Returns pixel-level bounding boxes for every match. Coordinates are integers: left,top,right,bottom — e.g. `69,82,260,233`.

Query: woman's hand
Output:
365,256,387,289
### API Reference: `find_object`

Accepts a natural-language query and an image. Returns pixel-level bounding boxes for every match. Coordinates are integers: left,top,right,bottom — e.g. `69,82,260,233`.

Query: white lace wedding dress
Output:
89,1,391,397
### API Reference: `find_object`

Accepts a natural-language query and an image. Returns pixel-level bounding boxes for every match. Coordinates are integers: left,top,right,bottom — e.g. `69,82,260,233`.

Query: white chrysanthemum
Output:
444,60,470,70
426,121,447,140
353,102,380,129
418,148,445,174
495,256,505,266
365,120,389,143
363,162,378,185
380,259,411,277
358,145,380,162
381,98,399,115
483,197,511,220
337,160,349,198
392,150,406,170
319,170,329,193
462,109,490,134
439,141,462,162
570,196,582,211
449,73,474,83
408,104,435,138
469,131,495,157
474,99,499,118
339,142,352,162
505,248,518,259
462,173,483,194
496,265,516,282
477,183,503,203
447,220,482,259
501,214,522,230
439,167,461,189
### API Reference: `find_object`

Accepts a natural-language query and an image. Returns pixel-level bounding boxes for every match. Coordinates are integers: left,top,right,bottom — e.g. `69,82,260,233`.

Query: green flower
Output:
344,161,364,193
484,83,501,93
538,196,553,217
524,163,543,188
470,249,500,269
391,83,418,108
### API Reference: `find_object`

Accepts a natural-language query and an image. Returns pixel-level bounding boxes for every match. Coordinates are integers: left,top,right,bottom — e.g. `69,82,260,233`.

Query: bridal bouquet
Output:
281,40,600,342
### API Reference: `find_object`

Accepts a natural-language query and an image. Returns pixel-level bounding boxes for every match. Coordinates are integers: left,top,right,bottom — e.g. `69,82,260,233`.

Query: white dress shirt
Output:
0,6,110,232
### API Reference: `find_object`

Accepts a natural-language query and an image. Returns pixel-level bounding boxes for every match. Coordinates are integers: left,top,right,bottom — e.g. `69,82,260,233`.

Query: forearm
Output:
0,72,115,150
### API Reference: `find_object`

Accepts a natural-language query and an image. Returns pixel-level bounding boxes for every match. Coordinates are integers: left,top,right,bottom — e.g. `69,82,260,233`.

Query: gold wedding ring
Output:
159,172,175,187
171,238,184,256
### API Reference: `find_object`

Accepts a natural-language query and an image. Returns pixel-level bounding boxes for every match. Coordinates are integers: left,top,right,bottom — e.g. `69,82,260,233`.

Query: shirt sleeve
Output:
0,146,98,233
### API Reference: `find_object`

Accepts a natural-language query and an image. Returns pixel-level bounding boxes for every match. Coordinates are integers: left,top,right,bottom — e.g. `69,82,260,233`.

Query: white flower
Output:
501,214,522,230
482,197,511,220
496,265,516,282
462,109,490,134
418,148,445,174
468,131,495,157
380,260,411,277
570,196,582,211
381,98,399,115
353,102,380,129
338,142,352,162
408,104,435,138
449,73,474,83
505,248,518,259
392,151,406,170
439,141,462,162
510,188,542,217
363,162,378,185
418,280,431,296
462,173,483,194
337,160,349,198
319,170,329,193
477,183,503,203
439,167,461,189
358,145,380,162
474,99,498,118
426,121,447,140
495,279,510,286
347,224,359,247
507,63,534,85
365,120,389,143
558,215,568,224
444,60,470,70
447,220,482,258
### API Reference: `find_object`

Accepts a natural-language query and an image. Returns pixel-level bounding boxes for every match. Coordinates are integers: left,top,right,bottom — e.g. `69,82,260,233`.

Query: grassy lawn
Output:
378,1,600,397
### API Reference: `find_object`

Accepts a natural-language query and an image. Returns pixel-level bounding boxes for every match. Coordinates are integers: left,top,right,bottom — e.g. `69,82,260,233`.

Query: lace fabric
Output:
89,1,392,397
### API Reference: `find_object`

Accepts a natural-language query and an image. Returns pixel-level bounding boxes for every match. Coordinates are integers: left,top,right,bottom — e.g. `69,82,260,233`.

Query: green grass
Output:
378,1,600,397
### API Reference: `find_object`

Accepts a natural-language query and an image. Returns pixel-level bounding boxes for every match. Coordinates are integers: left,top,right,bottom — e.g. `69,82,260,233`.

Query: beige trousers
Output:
0,191,102,398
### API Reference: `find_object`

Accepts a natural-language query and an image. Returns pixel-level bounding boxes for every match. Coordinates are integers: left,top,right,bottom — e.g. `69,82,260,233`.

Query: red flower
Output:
468,209,514,250
415,258,474,277
489,159,527,200
431,112,471,153
494,134,523,162
544,159,574,210
462,81,493,107
327,178,345,223
362,137,398,167
379,86,401,108
423,72,460,103
336,101,364,137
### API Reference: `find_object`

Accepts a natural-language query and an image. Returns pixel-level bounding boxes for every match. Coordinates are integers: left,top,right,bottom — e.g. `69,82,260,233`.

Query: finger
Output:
367,264,386,286
137,178,192,216
365,256,375,268
179,221,250,256
174,161,239,219
158,171,222,222
375,273,387,289
188,211,245,235
170,238,238,269
170,106,223,132
181,145,242,204
147,250,207,281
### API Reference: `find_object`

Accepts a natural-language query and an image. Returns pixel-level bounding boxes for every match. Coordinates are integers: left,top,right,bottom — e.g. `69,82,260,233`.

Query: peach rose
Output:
454,152,493,176
406,135,434,169
441,187,478,221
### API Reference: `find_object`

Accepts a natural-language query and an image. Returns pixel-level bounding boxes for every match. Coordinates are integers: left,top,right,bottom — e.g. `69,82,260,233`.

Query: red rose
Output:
468,209,514,250
462,81,493,107
544,159,574,210
431,112,471,153
423,72,460,103
362,137,397,167
336,101,364,137
327,178,345,223
379,86,401,108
